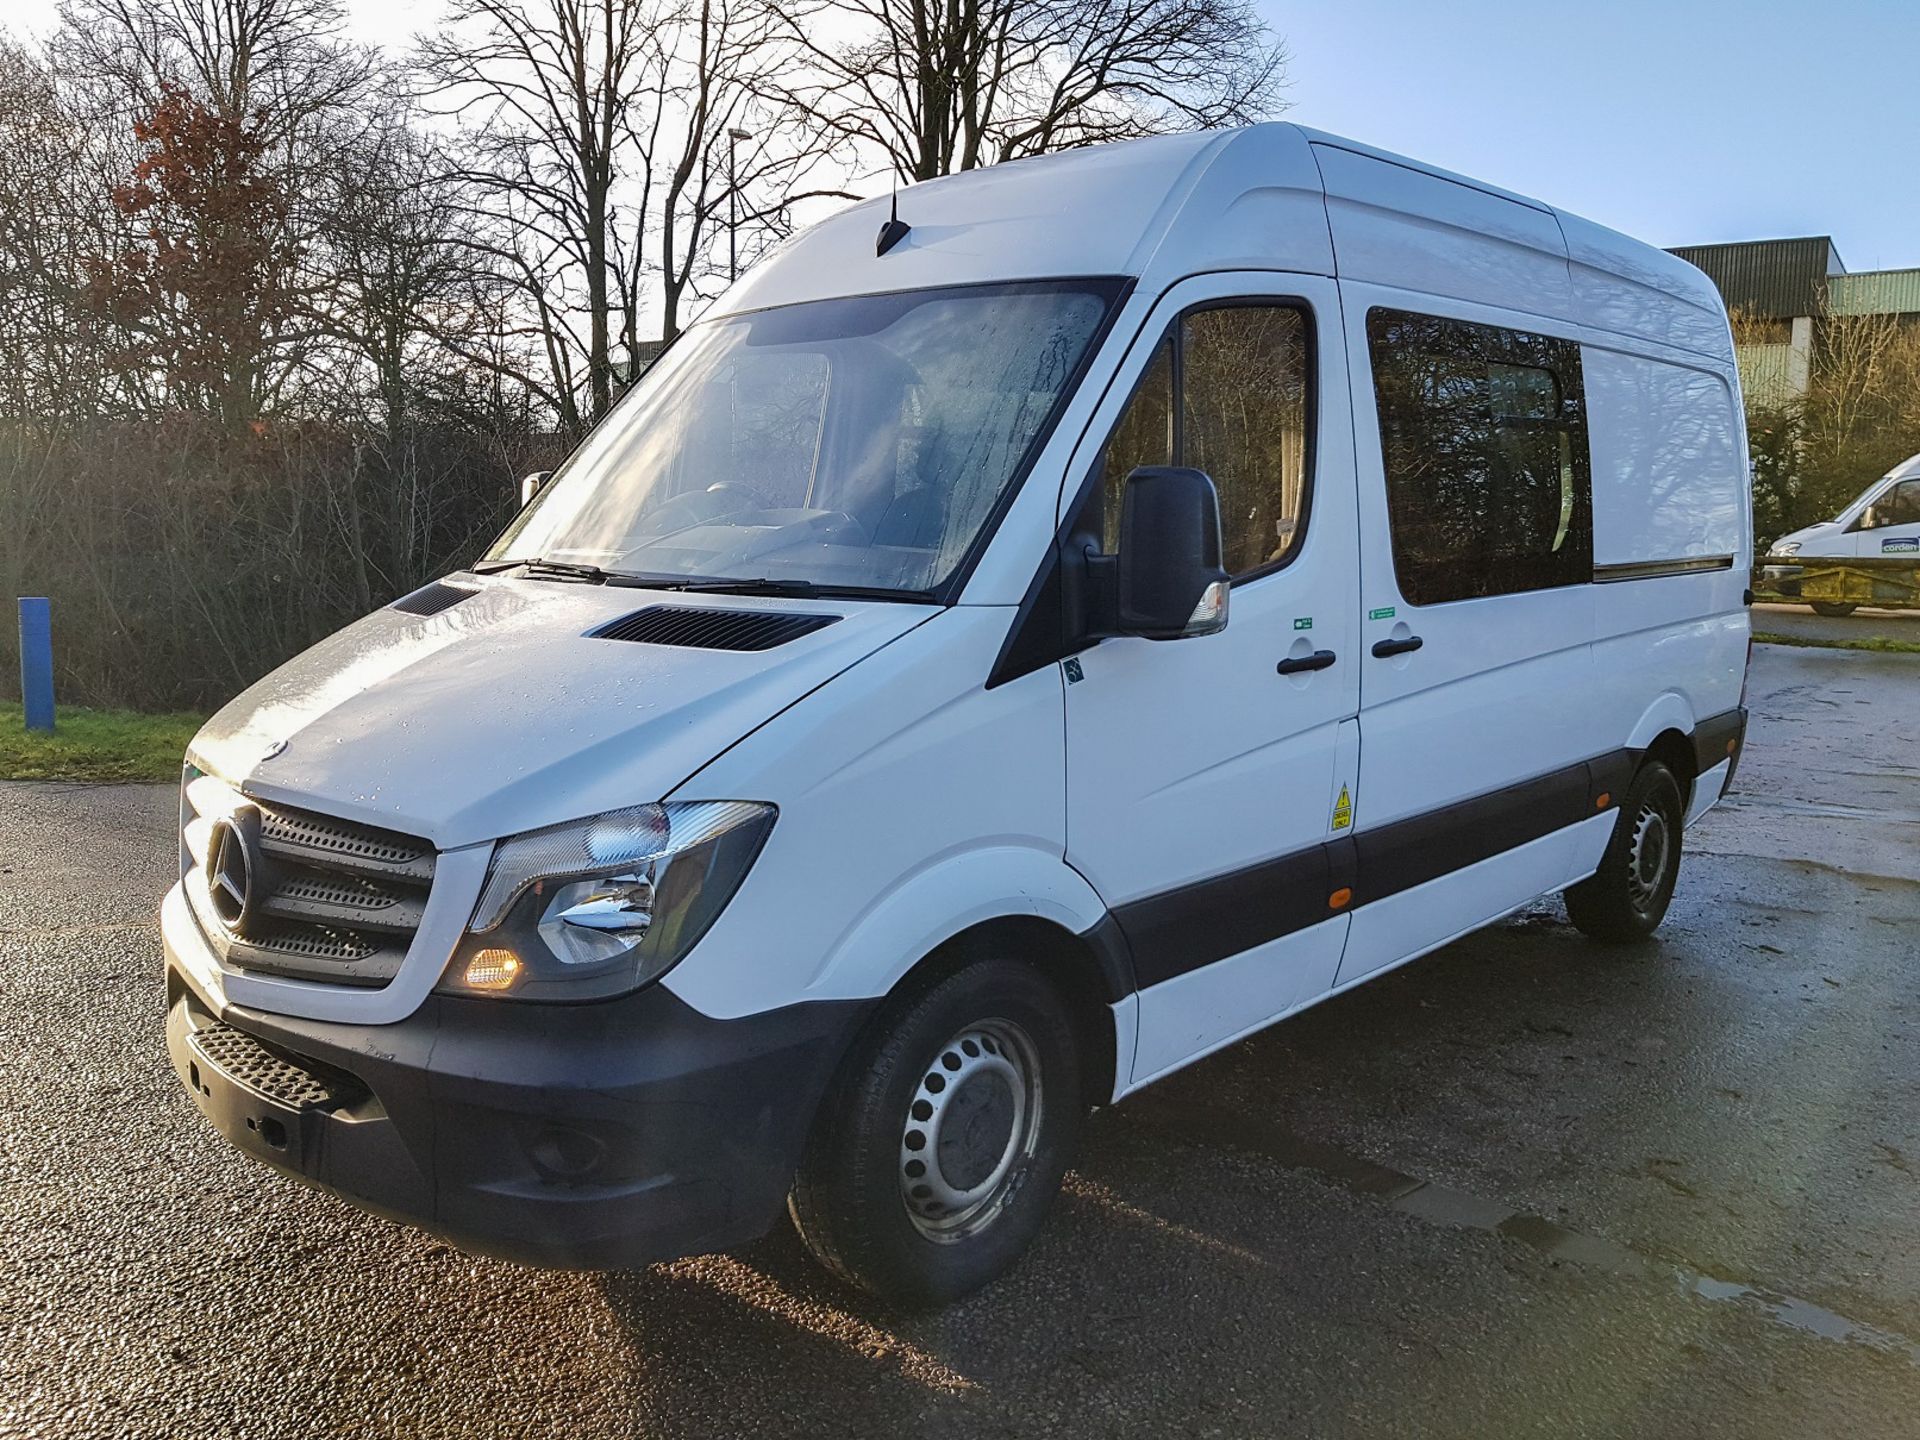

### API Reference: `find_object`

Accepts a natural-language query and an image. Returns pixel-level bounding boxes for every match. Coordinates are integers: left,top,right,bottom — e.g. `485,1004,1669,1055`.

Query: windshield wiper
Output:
646,577,934,602
509,557,615,584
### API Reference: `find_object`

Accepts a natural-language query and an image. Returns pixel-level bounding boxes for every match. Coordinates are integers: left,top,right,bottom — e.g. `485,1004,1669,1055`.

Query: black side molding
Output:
1691,707,1748,778
1107,749,1630,991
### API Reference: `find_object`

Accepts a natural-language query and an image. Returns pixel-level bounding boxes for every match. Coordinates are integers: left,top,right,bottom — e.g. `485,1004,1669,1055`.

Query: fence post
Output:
18,597,54,733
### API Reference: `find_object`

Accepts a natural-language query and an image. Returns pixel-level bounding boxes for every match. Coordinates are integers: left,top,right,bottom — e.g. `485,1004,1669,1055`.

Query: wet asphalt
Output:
3,642,1919,1438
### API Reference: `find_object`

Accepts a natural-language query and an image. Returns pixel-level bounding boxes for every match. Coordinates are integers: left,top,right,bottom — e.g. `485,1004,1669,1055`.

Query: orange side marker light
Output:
1329,887,1352,910
1595,791,1611,810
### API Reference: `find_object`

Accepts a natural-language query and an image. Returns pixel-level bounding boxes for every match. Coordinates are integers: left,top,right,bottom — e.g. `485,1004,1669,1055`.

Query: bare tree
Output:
780,0,1286,182
419,0,672,425
52,0,378,144
649,0,854,339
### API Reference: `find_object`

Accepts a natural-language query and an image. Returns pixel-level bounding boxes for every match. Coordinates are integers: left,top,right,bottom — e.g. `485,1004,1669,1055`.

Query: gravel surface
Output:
4,644,1919,1438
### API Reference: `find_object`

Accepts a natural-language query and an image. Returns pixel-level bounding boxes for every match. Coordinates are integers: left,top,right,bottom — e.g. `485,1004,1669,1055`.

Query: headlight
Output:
440,801,775,1001
1770,541,1801,558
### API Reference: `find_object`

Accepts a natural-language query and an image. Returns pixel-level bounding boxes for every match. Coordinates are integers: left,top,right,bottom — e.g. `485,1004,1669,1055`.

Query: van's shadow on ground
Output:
585,902,1756,1438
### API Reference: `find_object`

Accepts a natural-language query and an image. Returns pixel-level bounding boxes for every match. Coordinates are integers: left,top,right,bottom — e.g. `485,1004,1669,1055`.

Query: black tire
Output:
788,954,1083,1307
1565,761,1685,943
1809,602,1857,618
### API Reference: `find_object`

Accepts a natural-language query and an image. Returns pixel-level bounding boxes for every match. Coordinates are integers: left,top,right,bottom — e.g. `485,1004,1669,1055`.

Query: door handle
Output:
1370,635,1424,658
1276,649,1337,675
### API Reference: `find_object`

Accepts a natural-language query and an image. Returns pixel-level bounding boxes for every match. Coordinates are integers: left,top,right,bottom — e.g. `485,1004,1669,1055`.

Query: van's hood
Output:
189,576,936,849
1771,520,1845,556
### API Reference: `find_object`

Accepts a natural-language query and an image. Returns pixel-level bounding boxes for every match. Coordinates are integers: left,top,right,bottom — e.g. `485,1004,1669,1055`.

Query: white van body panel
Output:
661,607,1086,1019
1310,141,1575,319
711,124,1335,328
1584,349,1746,567
187,578,933,850
1559,210,1735,360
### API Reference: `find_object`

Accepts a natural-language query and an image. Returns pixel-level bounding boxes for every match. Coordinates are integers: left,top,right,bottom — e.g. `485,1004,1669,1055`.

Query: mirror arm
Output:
1061,530,1118,643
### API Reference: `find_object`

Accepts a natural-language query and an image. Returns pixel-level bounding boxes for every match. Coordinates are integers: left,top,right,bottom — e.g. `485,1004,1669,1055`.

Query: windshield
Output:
490,279,1122,597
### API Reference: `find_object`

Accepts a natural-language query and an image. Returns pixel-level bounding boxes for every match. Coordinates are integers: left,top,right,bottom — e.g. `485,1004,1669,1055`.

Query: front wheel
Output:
1810,602,1857,618
1565,761,1685,943
788,955,1082,1307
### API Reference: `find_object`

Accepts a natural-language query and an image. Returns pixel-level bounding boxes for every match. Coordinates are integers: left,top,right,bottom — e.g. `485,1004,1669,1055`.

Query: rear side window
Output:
1098,302,1314,579
1367,308,1593,605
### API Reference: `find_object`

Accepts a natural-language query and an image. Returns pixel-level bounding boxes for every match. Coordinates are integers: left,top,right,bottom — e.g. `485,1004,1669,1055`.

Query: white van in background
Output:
1764,452,1920,615
163,124,1752,1306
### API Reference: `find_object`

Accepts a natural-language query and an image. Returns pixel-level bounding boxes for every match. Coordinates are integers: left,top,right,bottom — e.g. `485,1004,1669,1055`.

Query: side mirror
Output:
1114,466,1230,639
520,471,552,506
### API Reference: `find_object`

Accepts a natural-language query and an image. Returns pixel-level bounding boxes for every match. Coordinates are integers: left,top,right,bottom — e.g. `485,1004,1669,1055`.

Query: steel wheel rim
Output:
1627,801,1671,914
899,1018,1044,1243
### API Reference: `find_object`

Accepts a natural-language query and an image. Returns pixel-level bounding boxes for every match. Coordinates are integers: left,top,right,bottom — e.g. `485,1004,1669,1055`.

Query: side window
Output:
1098,303,1314,578
1862,479,1920,529
1367,308,1593,605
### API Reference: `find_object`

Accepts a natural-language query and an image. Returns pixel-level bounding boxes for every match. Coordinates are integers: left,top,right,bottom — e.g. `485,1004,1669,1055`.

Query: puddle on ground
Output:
1120,1101,1920,1368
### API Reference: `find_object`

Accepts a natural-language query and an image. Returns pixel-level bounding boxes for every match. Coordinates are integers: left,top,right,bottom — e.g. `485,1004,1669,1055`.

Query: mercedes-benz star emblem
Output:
207,807,263,935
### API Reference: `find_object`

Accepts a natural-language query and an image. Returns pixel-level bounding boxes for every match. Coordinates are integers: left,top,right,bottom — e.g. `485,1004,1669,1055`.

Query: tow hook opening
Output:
246,1115,290,1150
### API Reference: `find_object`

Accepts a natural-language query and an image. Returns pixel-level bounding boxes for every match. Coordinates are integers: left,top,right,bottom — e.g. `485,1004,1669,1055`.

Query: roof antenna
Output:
876,180,911,257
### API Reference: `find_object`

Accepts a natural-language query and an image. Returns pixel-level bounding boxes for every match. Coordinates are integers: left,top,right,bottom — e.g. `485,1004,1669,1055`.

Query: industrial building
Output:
1669,237,1920,407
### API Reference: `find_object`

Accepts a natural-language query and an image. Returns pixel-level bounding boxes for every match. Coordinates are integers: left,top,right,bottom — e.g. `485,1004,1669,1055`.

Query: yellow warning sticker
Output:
1331,783,1352,830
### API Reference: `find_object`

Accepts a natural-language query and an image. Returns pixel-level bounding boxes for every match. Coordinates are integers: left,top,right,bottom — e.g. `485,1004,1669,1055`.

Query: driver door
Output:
1060,273,1361,1087
1854,477,1920,557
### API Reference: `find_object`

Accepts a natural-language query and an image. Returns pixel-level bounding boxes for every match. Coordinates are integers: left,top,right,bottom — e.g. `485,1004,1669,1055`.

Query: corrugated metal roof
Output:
1829,270,1920,316
1667,237,1843,319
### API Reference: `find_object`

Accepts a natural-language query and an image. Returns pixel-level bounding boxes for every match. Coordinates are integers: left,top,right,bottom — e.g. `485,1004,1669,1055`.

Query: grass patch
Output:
1754,632,1920,655
1,702,201,782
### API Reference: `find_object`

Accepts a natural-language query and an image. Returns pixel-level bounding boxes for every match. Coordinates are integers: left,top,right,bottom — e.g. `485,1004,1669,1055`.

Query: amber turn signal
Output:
1329,887,1352,909
462,948,523,991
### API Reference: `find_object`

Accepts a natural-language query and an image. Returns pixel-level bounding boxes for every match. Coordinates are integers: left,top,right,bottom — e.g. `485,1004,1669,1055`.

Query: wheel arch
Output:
816,913,1132,1128
1623,693,1700,806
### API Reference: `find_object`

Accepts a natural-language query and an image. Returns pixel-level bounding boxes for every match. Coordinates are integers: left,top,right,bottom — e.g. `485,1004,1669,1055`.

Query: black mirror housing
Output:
1114,466,1230,639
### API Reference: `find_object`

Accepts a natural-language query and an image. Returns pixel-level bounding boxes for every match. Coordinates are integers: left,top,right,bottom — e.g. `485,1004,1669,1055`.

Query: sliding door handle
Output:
1370,635,1424,658
1276,649,1337,675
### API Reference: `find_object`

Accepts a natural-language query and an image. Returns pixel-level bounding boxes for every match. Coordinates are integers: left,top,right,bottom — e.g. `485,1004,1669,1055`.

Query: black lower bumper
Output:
166,970,869,1269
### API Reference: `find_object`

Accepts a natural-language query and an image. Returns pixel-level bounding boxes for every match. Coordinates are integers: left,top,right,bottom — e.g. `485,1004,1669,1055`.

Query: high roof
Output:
710,123,1730,360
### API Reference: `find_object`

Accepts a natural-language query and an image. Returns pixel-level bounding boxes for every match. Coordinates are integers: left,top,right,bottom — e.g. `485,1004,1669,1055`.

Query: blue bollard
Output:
18,597,54,733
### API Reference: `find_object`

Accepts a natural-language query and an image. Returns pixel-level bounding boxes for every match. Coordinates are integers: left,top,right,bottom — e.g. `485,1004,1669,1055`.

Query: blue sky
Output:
1271,0,1920,269
9,0,1917,270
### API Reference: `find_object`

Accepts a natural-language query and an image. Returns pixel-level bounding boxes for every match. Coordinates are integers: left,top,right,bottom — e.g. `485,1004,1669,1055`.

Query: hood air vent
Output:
593,606,839,651
391,578,479,616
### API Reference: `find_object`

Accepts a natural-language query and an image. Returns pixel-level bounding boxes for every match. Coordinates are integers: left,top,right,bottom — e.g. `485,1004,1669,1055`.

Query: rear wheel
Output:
788,954,1083,1306
1565,761,1685,943
1810,602,1857,617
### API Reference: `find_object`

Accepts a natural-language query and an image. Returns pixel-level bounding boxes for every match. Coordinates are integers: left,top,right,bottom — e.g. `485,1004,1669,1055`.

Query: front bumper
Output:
1760,562,1804,596
164,943,868,1269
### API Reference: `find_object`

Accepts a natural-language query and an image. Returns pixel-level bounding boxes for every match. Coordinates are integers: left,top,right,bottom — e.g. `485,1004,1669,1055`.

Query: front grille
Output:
258,807,430,870
192,1022,361,1109
181,770,435,988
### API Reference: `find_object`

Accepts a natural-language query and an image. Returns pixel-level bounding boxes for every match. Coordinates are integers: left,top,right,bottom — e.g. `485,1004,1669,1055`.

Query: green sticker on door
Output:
1293,616,1313,630
1368,605,1396,621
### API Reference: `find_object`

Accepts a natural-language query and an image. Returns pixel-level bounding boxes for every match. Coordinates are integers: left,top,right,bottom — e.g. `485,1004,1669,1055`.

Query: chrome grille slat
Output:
179,773,436,988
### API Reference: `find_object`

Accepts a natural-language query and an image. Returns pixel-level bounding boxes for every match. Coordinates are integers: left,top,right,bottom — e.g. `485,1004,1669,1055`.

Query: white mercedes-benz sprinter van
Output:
165,124,1752,1305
